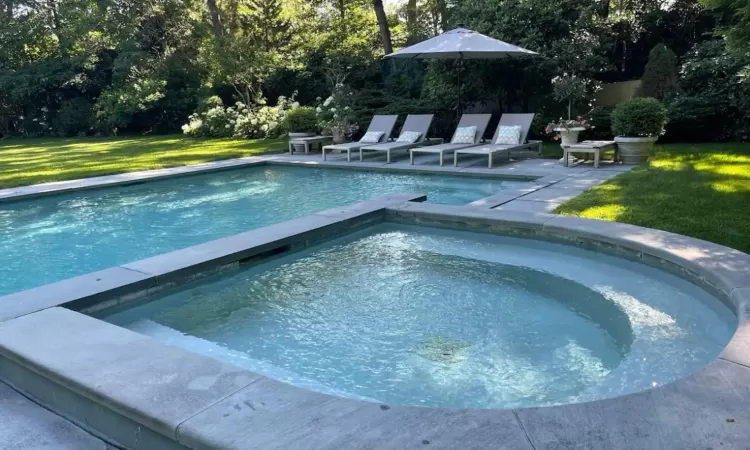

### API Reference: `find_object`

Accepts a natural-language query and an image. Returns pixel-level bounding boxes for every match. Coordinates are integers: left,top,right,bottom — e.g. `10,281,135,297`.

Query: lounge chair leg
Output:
595,149,600,168
323,147,327,161
454,153,458,167
439,152,443,166
410,151,414,165
347,149,351,162
360,149,363,162
289,142,293,155
488,153,493,169
387,150,391,164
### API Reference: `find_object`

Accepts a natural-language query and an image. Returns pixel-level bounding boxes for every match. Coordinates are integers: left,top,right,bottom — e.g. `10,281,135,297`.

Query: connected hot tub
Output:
100,223,735,409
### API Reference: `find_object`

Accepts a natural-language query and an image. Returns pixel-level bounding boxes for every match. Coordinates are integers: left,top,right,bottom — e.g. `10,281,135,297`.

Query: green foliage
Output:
702,0,750,53
639,44,680,99
182,95,291,139
586,106,615,140
614,99,667,137
285,106,319,133
52,98,95,136
612,98,668,137
664,40,750,141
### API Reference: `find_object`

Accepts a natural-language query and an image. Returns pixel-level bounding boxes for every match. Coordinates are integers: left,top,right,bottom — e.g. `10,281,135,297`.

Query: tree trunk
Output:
407,0,417,30
207,0,224,37
372,0,393,54
437,0,447,31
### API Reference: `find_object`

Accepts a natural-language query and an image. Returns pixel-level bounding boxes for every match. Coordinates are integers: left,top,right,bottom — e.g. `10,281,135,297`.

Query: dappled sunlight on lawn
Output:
0,135,286,189
556,142,750,252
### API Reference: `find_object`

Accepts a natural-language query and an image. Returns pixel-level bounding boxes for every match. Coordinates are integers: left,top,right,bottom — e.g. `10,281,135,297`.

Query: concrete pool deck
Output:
0,190,749,449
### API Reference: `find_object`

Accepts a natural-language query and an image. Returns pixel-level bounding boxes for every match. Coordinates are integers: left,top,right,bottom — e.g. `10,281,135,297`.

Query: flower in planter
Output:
546,116,593,134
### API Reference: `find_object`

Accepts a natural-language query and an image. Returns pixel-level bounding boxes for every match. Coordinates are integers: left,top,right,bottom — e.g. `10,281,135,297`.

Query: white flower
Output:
344,106,350,110
333,114,339,119
229,120,236,125
32,118,38,122
315,106,322,113
225,124,231,129
261,124,268,131
41,107,48,112
330,107,337,113
323,96,333,107
19,116,24,120
291,101,300,109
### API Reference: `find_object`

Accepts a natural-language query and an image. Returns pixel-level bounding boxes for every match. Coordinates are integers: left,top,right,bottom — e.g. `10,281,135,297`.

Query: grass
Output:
556,142,750,253
0,135,287,189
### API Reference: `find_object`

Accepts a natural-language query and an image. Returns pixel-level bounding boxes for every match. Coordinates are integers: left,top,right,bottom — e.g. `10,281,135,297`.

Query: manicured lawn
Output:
0,135,287,189
556,142,750,253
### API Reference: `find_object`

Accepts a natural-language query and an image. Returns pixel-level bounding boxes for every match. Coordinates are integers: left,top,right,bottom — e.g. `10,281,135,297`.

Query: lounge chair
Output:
359,114,435,163
409,114,491,166
321,115,399,161
454,113,539,168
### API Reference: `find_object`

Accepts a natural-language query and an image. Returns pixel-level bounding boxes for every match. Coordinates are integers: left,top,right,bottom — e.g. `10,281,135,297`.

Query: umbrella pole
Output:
457,57,463,119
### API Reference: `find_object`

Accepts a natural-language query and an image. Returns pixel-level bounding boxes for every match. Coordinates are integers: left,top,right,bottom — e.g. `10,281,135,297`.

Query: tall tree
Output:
372,0,393,54
207,0,224,37
702,0,750,52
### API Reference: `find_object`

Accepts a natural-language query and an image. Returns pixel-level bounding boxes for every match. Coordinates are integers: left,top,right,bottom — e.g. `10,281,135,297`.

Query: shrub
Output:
663,95,725,142
611,98,668,137
638,44,679,99
285,106,318,133
585,106,614,140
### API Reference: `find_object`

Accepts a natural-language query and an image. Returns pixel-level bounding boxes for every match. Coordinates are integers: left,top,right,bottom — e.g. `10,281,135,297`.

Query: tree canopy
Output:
0,0,739,139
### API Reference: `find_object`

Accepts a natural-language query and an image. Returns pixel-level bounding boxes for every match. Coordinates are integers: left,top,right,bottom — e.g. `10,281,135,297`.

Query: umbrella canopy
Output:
384,28,538,117
385,27,537,60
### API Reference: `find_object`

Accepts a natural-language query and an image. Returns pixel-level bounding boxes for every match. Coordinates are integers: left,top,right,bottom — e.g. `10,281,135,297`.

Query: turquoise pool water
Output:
102,224,735,409
0,165,526,295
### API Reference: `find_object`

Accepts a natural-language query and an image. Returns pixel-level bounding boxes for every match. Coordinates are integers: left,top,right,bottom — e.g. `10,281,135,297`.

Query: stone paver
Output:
0,381,111,450
494,199,563,213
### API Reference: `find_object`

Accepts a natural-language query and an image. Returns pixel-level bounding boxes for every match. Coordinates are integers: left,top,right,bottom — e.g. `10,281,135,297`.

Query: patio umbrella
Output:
384,27,538,115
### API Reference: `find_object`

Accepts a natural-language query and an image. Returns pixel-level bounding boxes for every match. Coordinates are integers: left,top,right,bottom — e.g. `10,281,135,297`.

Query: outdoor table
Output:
288,136,333,155
561,140,618,168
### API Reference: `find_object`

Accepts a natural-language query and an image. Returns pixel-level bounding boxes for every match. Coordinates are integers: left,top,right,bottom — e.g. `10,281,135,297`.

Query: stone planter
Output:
614,136,658,164
289,132,315,153
555,127,585,164
331,128,347,144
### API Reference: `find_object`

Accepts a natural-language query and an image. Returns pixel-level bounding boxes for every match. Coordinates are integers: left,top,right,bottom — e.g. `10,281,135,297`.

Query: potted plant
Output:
611,97,668,164
285,106,319,153
316,86,358,144
545,117,593,146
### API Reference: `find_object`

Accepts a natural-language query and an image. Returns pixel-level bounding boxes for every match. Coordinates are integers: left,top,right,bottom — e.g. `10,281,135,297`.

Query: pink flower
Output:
553,135,559,141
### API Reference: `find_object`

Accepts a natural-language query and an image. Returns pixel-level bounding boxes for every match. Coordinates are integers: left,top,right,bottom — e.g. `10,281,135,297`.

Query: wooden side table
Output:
561,140,617,168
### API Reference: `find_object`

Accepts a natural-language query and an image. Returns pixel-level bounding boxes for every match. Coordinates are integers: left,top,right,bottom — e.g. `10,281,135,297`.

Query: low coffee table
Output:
288,136,333,155
561,140,617,168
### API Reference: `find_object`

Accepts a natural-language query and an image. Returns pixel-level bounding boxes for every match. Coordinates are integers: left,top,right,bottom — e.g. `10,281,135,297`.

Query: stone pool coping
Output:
0,197,748,449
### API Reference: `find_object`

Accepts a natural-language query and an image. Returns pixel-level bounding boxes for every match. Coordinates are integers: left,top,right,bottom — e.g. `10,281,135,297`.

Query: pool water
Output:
0,165,526,295
102,224,736,409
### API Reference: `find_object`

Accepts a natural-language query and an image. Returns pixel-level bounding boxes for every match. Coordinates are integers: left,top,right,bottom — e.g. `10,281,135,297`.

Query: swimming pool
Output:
0,165,526,295
102,223,735,409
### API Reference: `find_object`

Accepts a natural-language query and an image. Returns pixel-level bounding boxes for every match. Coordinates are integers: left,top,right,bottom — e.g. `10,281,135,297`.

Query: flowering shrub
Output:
316,85,359,140
182,95,295,139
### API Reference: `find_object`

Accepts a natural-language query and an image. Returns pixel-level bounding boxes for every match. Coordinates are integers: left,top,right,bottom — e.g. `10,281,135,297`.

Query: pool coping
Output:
0,198,749,449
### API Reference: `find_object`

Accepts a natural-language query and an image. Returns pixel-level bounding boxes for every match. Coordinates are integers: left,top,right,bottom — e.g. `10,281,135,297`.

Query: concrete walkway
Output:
0,381,112,450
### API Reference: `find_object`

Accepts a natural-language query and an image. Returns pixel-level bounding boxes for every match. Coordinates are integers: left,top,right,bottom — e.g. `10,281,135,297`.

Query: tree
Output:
372,0,393,54
206,0,224,37
639,44,680,99
702,0,750,52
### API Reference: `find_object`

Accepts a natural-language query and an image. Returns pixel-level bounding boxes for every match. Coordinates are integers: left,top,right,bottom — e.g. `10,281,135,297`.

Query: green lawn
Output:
0,135,287,189
556,142,750,253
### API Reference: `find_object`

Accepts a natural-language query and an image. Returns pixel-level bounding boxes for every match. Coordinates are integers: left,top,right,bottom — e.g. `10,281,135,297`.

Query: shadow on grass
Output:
556,143,750,252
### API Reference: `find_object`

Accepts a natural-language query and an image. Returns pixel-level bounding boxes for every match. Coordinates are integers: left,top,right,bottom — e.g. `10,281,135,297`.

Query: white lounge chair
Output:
321,115,399,161
409,114,492,166
359,114,435,163
454,113,540,168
